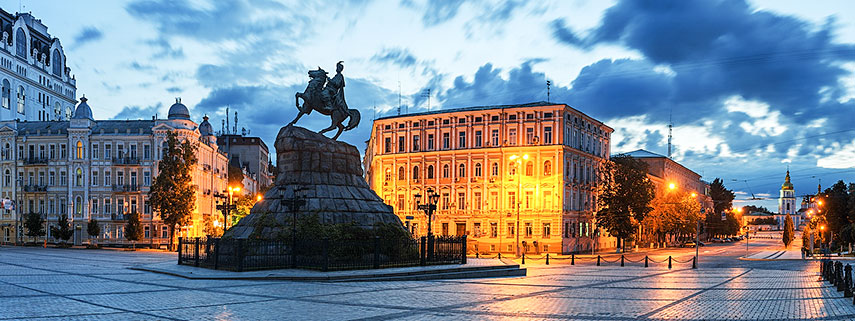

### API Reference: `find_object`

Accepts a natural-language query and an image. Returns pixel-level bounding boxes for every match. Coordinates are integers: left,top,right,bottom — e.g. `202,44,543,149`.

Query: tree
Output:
782,214,794,248
228,164,245,190
87,219,101,246
709,178,735,215
24,212,45,241
125,212,143,250
824,180,850,237
50,214,74,244
597,155,655,251
149,131,197,250
705,179,736,238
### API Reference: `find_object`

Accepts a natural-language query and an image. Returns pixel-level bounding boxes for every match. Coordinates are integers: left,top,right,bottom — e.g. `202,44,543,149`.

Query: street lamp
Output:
415,188,440,261
510,154,528,257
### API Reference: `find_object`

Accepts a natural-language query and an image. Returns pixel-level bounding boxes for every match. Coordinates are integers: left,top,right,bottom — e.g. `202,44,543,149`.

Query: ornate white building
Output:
0,10,77,122
776,170,800,230
0,97,229,246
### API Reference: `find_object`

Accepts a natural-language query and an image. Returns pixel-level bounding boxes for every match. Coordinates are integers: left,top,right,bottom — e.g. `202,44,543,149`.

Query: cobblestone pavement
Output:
2,240,855,320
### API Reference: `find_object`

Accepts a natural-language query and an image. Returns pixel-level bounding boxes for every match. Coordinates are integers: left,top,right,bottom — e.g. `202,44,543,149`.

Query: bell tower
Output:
779,170,796,215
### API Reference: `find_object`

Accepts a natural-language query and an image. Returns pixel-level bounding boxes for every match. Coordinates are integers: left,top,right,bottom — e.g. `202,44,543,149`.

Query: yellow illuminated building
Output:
364,102,613,254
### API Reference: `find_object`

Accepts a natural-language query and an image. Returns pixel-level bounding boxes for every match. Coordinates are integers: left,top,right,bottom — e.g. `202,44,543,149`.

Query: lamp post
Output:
510,154,528,257
415,188,440,260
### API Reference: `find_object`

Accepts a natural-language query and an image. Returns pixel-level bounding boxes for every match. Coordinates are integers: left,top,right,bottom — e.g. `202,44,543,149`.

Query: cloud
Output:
434,59,561,108
112,103,163,120
372,48,418,68
145,37,184,59
73,27,103,47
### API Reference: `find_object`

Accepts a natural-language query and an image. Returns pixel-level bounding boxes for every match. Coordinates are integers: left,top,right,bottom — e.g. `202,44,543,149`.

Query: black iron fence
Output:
178,235,467,272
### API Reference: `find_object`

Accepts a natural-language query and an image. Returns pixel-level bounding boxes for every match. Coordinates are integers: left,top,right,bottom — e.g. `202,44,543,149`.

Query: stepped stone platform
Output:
224,125,401,239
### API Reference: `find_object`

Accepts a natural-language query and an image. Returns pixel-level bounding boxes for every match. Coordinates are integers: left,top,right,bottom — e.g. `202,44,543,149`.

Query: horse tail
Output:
344,108,361,131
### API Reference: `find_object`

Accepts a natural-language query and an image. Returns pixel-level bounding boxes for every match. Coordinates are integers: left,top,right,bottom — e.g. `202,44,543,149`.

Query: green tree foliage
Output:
24,212,45,238
644,190,702,241
749,217,777,225
203,214,223,237
709,178,735,215
149,131,197,250
125,212,143,243
783,214,794,248
87,219,100,238
597,155,655,249
50,214,74,243
824,180,850,236
743,205,774,214
231,194,256,226
705,178,737,237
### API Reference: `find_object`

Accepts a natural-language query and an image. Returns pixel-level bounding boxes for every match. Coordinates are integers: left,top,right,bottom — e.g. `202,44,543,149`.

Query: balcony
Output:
23,157,49,165
112,184,140,193
112,157,141,165
23,185,47,192
110,213,129,221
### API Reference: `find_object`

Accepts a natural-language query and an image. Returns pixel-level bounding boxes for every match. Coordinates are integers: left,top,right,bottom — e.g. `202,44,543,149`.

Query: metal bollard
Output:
668,256,672,269
621,255,625,267
597,255,601,266
522,253,526,265
571,253,575,265
839,262,846,291
644,256,648,268
692,256,697,269
498,253,502,260
546,253,550,265
476,252,480,258
845,264,853,298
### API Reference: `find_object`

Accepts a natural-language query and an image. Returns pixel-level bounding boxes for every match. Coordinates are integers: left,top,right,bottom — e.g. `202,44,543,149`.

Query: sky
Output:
5,0,855,211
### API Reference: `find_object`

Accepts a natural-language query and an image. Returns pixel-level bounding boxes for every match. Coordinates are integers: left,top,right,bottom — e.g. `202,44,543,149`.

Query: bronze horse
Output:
289,64,360,140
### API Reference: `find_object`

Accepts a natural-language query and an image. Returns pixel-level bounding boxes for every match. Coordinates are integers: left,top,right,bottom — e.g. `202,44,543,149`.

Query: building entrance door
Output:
456,223,466,236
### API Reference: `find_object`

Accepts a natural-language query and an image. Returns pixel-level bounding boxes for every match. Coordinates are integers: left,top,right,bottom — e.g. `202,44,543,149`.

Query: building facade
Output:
0,10,77,122
776,170,801,230
0,98,229,246
216,134,272,195
364,102,613,254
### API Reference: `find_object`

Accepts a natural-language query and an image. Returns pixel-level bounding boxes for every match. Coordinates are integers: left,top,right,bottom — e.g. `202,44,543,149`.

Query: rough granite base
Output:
224,125,401,239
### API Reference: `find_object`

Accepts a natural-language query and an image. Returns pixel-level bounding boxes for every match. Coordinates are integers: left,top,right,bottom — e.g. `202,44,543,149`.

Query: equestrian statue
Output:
289,61,361,140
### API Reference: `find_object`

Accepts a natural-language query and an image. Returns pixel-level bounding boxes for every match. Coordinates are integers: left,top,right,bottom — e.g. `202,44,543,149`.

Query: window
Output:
60,144,67,159
473,222,481,237
442,164,449,178
526,127,535,144
398,136,405,152
491,115,499,121
458,192,465,210
442,223,449,236
412,135,420,152
508,128,516,145
76,141,83,159
118,199,124,214
491,130,499,146
144,171,151,186
105,171,111,186
508,114,517,121
104,199,112,214
16,85,25,114
458,163,467,178
105,144,111,159
544,191,553,209
491,162,498,176
117,171,124,185
52,49,62,76
49,199,55,215
49,171,55,186
412,166,420,180
490,192,498,210
397,166,405,181
427,165,434,179
490,222,498,238
544,127,553,144
474,163,482,177
49,144,55,159
508,192,516,209
15,28,26,58
507,222,515,237
75,168,83,187
130,172,137,186
427,134,434,150
143,145,151,159
525,161,533,176
144,198,150,214
384,137,391,153
92,144,99,159
564,222,570,238
75,196,83,215
544,161,552,176
60,171,67,186
2,169,8,187
474,192,482,210
525,222,533,237
458,131,466,148
509,162,516,176
442,133,450,149
92,171,98,186
441,193,450,210
130,144,137,159
91,198,99,215
474,130,482,147
1,79,9,109
162,226,168,238
525,191,533,209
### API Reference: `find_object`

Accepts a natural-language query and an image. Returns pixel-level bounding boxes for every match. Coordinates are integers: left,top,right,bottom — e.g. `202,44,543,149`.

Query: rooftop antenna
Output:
546,80,551,103
667,110,673,159
372,100,376,121
221,119,225,135
225,106,230,135
233,111,238,135
421,89,431,110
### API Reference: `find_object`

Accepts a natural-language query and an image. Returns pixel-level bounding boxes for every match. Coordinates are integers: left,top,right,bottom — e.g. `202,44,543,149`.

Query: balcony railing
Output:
112,184,140,193
112,157,141,165
111,213,129,221
23,157,49,165
23,185,47,192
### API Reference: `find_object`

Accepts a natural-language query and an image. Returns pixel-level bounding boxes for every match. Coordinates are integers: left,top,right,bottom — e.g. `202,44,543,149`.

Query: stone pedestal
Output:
224,125,400,239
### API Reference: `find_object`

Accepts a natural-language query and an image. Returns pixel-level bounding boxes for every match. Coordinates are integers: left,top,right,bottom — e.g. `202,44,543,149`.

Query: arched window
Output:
474,163,482,177
491,162,498,176
75,168,83,187
52,49,62,76
525,161,533,176
397,166,405,181
2,143,8,160
509,162,516,176
427,165,434,179
15,28,26,58
16,85,25,114
1,79,10,109
458,164,466,178
76,141,83,159
544,161,552,176
442,164,450,178
53,102,60,121
75,196,82,215
4,169,9,187
65,107,73,119
412,166,420,180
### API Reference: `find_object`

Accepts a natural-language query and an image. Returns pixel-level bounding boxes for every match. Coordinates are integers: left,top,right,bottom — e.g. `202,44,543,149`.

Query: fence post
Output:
236,238,245,272
420,236,427,266
668,256,672,269
845,264,852,297
291,238,297,269
597,255,601,266
692,256,697,269
177,237,183,265
461,235,467,264
373,236,380,269
644,256,648,268
621,255,624,267
194,237,200,267
546,253,550,265
214,238,220,270
571,253,575,265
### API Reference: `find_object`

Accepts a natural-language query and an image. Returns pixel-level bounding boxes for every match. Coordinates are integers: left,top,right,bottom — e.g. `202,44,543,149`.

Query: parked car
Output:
711,238,724,243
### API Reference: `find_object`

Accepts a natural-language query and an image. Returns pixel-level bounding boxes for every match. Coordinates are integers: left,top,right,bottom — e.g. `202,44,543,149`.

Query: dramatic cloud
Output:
111,103,163,120
72,27,103,47
372,48,418,68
